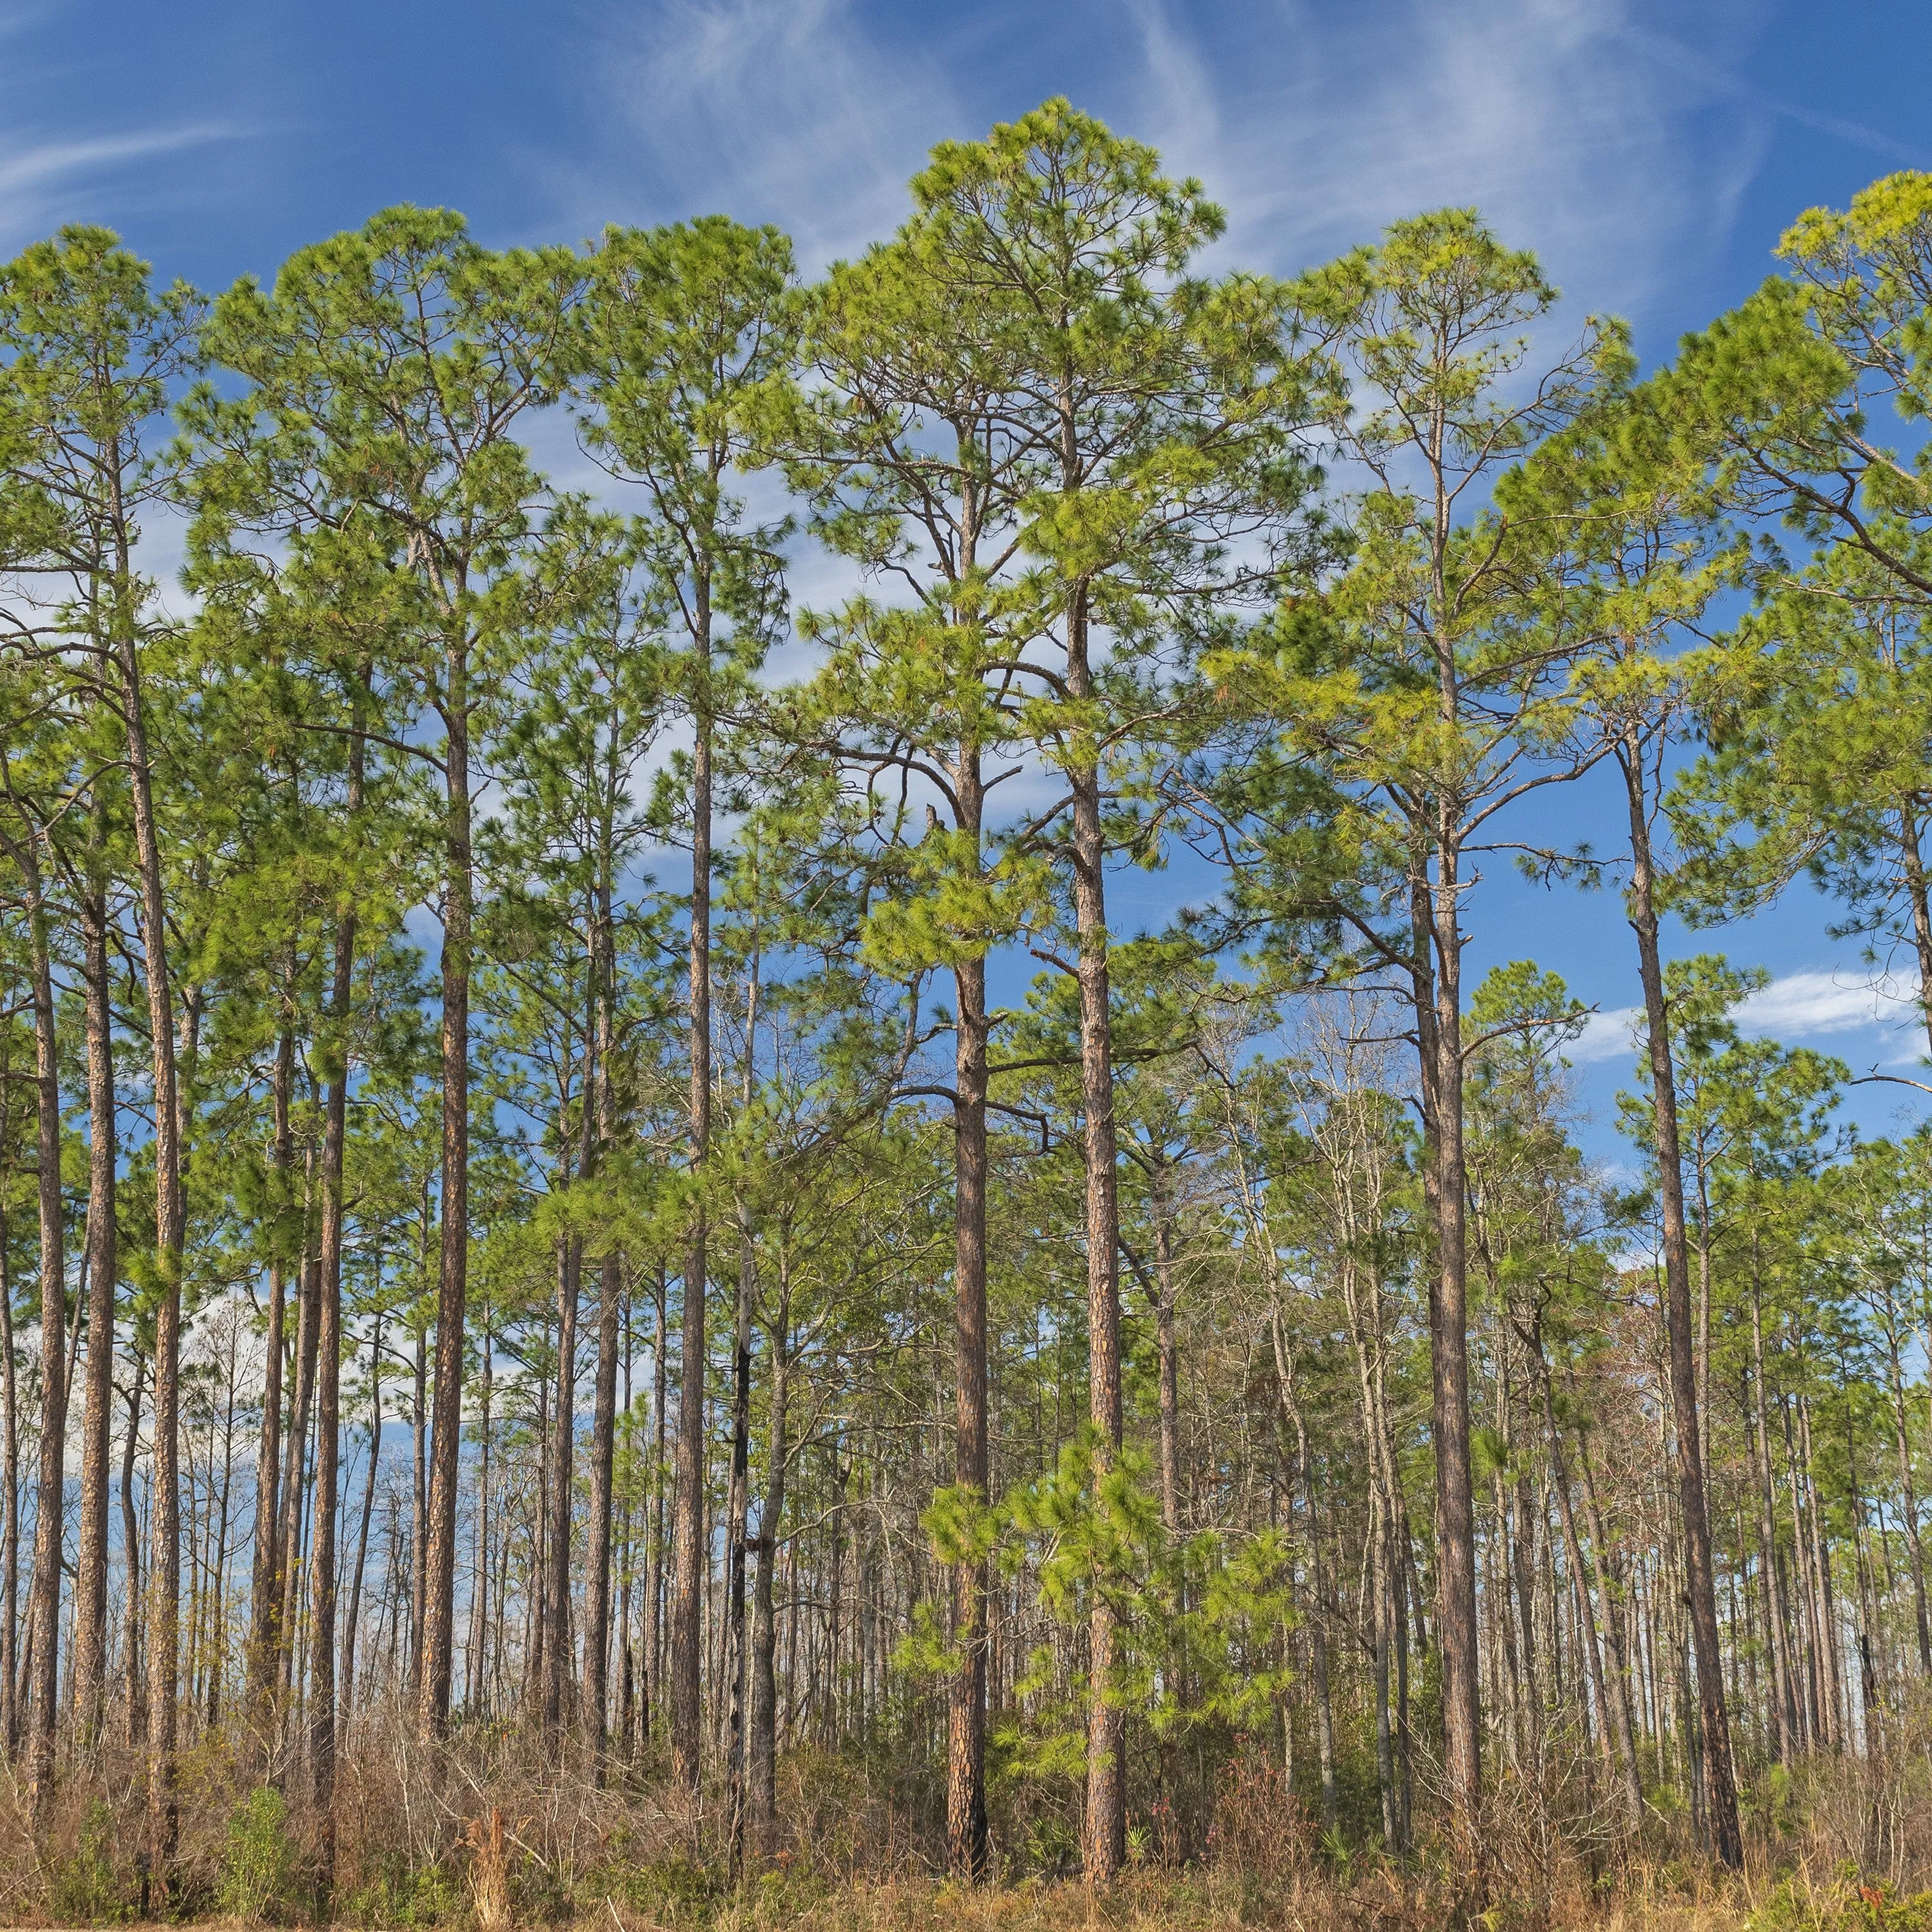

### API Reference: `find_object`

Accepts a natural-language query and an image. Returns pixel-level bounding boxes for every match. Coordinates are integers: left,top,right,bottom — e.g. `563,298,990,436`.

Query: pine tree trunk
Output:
1620,731,1743,1864
115,571,184,1889
643,1277,667,1744
1426,825,1482,1839
750,1292,791,1862
0,1200,15,1763
342,1316,382,1734
1886,1328,1931,1669
277,1251,320,1717
119,1356,142,1747
1531,1334,1639,1830
672,607,712,1791
310,712,360,1889
20,826,66,1824
1066,583,1125,1884
247,1030,293,1739
582,884,621,1767
73,852,117,1753
947,799,991,1886
1899,806,1932,1070
421,639,472,1739
545,1233,580,1740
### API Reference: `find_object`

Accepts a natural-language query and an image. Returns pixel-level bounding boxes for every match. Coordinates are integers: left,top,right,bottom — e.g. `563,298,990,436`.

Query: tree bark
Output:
276,1250,320,1712
643,1276,668,1745
73,845,117,1754
247,1027,293,1740
1529,1329,1641,1830
1151,1161,1181,1539
341,1314,382,1732
20,824,64,1824
1619,730,1743,1866
1066,581,1125,1884
582,880,621,1767
310,694,362,1893
672,589,714,1792
545,1230,580,1740
1426,827,1482,1836
947,735,992,1879
421,638,472,1739
115,569,185,1888
749,1280,791,1862
1884,1320,1931,1669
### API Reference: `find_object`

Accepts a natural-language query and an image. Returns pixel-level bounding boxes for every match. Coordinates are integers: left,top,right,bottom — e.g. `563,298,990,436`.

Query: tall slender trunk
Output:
1577,1428,1646,1814
638,1278,665,1741
545,1226,580,1738
0,1100,17,1756
1414,399,1483,1840
1529,1332,1639,1829
421,638,472,1738
310,692,363,1891
1899,805,1932,1070
1427,824,1482,1833
276,1249,320,1713
1619,728,1742,1865
73,845,117,1752
113,550,185,1888
1296,1410,1339,1832
1065,580,1125,1884
948,751,991,1881
410,1319,427,1692
749,1279,791,1862
466,1329,490,1710
1884,1323,1931,1669
341,1315,382,1737
725,933,760,1863
119,1354,143,1745
582,878,621,1766
671,590,712,1790
1151,1157,1180,1537
1800,1396,1844,1748
723,1216,753,1849
247,1029,292,1738
19,824,66,1823
1750,1297,1798,1755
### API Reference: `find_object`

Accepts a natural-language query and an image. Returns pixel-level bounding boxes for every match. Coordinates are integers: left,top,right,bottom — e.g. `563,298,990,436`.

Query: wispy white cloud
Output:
0,0,248,255
0,124,245,252
1113,0,1779,325
1569,967,1926,1066
1573,1005,1644,1065
0,126,230,200
564,0,1783,310
571,0,963,267
1737,967,1922,1039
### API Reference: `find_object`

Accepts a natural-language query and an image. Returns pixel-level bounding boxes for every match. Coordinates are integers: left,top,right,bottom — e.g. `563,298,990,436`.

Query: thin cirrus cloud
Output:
1571,969,1928,1066
568,0,1794,339
0,125,242,252
576,0,963,265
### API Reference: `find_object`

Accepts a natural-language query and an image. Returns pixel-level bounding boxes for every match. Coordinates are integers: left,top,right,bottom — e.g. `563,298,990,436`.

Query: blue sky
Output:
7,0,1931,1164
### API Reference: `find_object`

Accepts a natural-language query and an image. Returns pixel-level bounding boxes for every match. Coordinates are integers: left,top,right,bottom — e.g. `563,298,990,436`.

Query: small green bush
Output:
47,1799,133,1925
338,1852,457,1929
1749,1876,1932,1932
589,1854,726,1926
215,1786,301,1924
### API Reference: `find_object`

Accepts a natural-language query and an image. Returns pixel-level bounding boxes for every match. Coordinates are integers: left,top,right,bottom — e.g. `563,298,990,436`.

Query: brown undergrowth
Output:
2,1712,1930,1931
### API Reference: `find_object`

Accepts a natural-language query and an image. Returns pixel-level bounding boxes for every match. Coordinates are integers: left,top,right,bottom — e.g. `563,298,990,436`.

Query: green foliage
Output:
214,1786,303,1924
1748,1876,1932,1932
336,1851,459,1929
46,1799,135,1925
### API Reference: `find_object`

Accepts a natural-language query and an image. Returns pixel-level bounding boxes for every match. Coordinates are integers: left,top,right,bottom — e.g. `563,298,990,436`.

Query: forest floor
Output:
12,1868,1871,1932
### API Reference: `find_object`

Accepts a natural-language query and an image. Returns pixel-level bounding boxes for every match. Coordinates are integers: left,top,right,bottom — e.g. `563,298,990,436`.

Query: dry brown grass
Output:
9,1710,1932,1932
